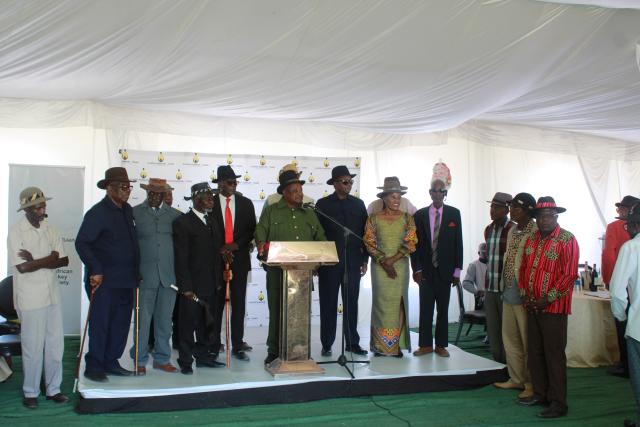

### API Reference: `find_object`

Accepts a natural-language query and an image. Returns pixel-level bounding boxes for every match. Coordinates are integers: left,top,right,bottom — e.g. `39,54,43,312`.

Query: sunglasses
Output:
429,189,447,194
112,184,133,192
225,180,238,186
339,179,354,185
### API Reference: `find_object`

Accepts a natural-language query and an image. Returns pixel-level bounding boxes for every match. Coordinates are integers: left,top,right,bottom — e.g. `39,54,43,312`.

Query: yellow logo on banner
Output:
176,169,182,180
120,149,128,160
354,189,359,198
354,157,361,167
258,291,265,302
158,152,165,162
227,154,233,165
259,189,265,200
323,158,329,168
323,190,328,198
259,156,266,166
308,173,315,183
244,171,251,182
210,170,216,182
140,168,148,179
291,157,298,167
193,153,200,164
338,303,343,314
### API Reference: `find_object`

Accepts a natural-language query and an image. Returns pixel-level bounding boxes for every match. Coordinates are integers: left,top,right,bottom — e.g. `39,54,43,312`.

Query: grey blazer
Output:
133,201,182,288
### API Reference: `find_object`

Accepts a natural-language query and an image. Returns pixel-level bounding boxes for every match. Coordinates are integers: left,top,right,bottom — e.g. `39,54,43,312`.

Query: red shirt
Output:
519,225,580,315
601,219,629,286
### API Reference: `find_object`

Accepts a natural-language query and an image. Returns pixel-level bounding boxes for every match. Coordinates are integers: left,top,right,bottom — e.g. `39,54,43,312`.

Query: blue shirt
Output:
315,193,369,265
76,196,140,288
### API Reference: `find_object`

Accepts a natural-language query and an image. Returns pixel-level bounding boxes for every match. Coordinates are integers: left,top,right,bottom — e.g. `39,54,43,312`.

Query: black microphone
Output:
302,202,316,209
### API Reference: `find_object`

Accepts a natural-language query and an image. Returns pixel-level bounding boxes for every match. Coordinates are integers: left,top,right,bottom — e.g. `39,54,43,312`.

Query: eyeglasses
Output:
536,213,558,220
114,184,133,192
339,180,354,185
429,189,447,194
225,180,238,186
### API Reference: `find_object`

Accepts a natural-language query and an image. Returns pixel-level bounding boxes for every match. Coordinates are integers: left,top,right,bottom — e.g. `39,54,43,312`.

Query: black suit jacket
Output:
411,204,463,283
173,210,221,297
211,193,256,272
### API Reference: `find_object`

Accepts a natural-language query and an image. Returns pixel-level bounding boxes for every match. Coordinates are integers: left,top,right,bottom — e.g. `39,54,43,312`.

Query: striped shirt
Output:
519,225,580,315
484,217,515,292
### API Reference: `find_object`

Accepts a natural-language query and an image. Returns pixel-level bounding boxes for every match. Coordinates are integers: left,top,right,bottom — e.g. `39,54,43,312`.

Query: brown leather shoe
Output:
46,393,69,404
435,346,450,357
494,380,523,390
153,362,178,373
135,366,146,376
412,346,434,356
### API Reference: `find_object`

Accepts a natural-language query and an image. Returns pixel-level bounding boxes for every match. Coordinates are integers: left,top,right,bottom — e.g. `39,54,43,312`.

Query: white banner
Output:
7,164,85,335
120,150,361,327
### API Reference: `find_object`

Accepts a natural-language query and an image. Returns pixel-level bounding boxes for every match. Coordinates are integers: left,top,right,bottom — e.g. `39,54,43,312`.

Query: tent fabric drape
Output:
0,0,638,143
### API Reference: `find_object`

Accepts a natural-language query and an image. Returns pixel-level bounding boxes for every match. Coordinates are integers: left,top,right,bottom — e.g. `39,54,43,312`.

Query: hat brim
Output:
277,179,305,195
487,200,510,207
140,183,167,192
377,190,406,198
212,174,242,183
97,177,136,190
18,196,52,212
533,206,567,214
327,173,356,185
376,184,408,190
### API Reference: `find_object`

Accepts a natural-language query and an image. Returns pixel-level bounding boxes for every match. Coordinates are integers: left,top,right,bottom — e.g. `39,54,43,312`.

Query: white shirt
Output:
192,208,208,225
610,233,640,342
218,193,236,228
8,217,66,311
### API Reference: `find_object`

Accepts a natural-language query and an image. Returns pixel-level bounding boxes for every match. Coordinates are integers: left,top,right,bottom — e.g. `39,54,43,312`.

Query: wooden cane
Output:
135,287,140,375
73,287,96,393
224,262,233,368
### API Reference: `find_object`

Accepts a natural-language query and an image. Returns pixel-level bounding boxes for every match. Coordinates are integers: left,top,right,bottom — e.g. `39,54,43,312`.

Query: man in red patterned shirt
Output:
517,197,579,419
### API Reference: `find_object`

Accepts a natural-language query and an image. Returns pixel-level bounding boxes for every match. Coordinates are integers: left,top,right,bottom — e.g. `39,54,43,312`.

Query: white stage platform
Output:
77,328,506,413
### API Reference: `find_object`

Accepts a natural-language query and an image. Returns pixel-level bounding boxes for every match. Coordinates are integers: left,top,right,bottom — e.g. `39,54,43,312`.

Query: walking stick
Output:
224,262,233,368
73,286,97,393
135,287,140,376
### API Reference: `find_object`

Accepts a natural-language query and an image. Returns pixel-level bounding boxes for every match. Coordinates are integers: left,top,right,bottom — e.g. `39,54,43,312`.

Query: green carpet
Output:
0,325,633,426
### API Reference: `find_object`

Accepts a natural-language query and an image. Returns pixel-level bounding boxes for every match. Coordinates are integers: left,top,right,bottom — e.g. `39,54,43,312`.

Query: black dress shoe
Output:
607,365,630,378
240,342,253,352
84,371,108,382
518,395,549,406
321,347,332,357
46,393,69,404
232,351,250,361
196,359,225,368
264,353,278,365
345,345,368,356
23,397,38,409
180,366,193,375
537,406,568,418
624,419,637,427
106,366,134,376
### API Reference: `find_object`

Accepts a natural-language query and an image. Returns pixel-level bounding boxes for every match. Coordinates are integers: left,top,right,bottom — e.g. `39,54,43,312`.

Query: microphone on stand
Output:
302,202,316,210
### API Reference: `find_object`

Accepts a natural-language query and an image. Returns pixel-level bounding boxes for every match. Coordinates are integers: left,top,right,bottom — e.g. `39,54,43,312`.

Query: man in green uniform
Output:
255,169,326,365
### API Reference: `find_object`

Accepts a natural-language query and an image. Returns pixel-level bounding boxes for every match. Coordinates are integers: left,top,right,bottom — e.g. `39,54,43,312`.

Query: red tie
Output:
224,197,233,244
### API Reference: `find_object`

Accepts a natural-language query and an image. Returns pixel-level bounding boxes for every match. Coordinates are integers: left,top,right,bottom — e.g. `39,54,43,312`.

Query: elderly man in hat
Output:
173,182,225,374
494,193,537,398
603,195,640,378
76,167,140,382
316,165,369,356
610,204,640,427
126,178,181,374
265,163,314,207
255,169,326,365
367,177,417,215
8,187,69,408
411,163,463,358
518,197,579,418
483,192,515,363
209,165,256,361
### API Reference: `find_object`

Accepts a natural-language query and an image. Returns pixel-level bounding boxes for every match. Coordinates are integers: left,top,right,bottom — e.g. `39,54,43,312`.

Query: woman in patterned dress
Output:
364,178,417,357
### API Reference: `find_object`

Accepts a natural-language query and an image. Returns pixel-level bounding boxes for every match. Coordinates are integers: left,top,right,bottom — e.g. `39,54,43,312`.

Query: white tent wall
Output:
2,108,638,330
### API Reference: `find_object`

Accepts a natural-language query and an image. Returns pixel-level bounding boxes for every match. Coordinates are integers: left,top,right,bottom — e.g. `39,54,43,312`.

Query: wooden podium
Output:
265,241,338,376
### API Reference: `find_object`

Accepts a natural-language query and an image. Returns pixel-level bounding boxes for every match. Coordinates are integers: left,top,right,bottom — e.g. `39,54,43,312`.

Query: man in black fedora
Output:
255,169,326,365
173,182,225,374
76,167,140,382
316,165,369,356
209,166,256,361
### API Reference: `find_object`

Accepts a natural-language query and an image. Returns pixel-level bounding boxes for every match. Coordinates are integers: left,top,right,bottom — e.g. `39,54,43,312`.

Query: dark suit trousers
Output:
84,286,133,373
211,267,249,351
177,298,211,368
527,312,568,411
418,270,451,348
318,261,361,349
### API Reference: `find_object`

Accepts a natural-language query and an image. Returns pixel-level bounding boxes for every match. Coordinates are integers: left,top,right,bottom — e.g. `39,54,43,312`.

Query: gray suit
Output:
129,201,182,365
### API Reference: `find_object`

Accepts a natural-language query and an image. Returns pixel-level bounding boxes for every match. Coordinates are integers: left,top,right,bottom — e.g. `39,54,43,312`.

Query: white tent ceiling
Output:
0,0,639,142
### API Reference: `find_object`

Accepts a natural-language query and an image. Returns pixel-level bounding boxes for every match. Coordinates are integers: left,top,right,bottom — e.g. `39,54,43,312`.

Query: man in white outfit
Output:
7,187,69,409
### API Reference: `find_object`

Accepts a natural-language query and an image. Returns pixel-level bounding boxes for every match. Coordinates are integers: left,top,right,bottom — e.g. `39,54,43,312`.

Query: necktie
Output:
432,209,440,268
224,197,233,244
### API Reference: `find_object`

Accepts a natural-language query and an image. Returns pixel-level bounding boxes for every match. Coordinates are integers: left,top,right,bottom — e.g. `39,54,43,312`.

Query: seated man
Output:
462,243,488,310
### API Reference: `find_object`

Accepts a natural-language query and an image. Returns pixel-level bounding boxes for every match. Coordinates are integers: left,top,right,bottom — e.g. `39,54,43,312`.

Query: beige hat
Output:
17,187,51,211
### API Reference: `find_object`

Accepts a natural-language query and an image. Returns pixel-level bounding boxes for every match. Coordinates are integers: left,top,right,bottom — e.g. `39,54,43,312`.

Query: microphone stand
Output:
305,203,370,379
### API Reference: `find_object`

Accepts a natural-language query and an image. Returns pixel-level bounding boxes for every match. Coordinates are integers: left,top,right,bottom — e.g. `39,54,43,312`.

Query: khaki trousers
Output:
502,302,530,387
